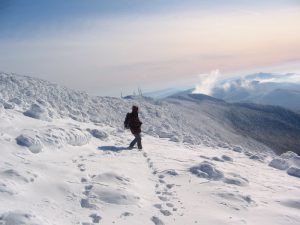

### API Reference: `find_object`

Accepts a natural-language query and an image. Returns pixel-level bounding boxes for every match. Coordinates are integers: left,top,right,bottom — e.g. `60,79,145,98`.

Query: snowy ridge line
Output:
0,72,275,154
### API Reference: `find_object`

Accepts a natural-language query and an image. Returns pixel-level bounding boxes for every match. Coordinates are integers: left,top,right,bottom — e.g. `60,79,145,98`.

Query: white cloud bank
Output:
193,70,221,95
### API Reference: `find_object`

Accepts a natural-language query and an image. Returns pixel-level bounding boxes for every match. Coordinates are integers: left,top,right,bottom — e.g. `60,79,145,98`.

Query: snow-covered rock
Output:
280,151,300,167
15,134,43,153
287,167,300,178
3,102,14,110
23,103,50,121
269,158,290,170
232,146,243,153
87,128,108,140
190,162,224,180
222,155,233,162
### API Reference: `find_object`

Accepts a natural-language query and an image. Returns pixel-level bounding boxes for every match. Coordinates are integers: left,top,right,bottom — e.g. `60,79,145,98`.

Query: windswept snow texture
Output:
0,72,300,225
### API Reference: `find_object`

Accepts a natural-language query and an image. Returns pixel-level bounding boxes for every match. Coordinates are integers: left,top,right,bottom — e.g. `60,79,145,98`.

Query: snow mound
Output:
223,172,249,186
222,155,233,162
212,156,224,162
92,172,130,185
269,151,300,175
16,134,43,153
87,128,108,140
3,102,14,110
232,146,243,153
23,103,50,121
0,211,41,225
93,188,140,205
287,167,300,178
215,192,255,210
269,158,290,170
17,126,91,151
280,151,300,167
0,169,36,184
190,162,224,180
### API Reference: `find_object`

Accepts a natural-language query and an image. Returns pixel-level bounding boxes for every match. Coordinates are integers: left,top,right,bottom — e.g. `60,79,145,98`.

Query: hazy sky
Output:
0,0,300,96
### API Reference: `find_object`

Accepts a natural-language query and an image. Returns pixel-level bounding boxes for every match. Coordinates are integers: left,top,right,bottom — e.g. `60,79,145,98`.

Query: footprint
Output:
81,178,88,183
154,204,162,209
85,185,93,191
162,191,172,196
120,212,133,217
158,196,168,202
159,179,165,184
166,184,174,189
151,216,165,225
80,199,97,209
158,175,165,179
166,203,174,207
78,164,86,172
89,213,102,223
160,209,172,216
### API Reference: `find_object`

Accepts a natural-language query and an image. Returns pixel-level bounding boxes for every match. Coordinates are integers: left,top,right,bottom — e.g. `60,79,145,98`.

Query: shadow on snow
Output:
97,146,131,152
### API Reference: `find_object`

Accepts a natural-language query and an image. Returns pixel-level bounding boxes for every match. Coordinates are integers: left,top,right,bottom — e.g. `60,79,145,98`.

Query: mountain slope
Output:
1,95,300,225
1,72,300,225
166,93,300,155
0,72,272,154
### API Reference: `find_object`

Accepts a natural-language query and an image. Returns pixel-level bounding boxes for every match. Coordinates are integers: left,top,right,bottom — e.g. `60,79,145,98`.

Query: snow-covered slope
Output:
1,72,300,225
166,93,300,155
0,72,272,153
1,105,300,225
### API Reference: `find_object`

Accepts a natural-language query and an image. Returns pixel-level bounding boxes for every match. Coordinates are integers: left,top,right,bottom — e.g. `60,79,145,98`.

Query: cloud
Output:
255,73,300,84
193,70,221,95
216,72,300,93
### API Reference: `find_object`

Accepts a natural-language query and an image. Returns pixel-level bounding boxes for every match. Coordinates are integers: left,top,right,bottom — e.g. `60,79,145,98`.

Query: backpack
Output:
124,113,131,129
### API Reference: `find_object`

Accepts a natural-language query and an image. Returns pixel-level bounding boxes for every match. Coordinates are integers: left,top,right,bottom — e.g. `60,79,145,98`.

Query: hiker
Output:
124,105,143,150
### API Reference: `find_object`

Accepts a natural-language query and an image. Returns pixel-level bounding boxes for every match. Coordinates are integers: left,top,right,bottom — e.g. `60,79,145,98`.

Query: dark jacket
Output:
129,111,142,135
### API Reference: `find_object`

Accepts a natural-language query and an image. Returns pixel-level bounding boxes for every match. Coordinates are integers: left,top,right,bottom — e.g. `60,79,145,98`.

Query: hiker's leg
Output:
129,135,138,148
137,134,142,149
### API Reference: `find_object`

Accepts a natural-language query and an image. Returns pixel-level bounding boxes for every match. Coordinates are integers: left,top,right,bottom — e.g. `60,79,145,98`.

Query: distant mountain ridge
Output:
167,93,300,155
211,73,300,110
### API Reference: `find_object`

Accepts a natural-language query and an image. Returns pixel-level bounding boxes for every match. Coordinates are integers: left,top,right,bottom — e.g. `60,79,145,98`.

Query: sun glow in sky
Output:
0,0,299,96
